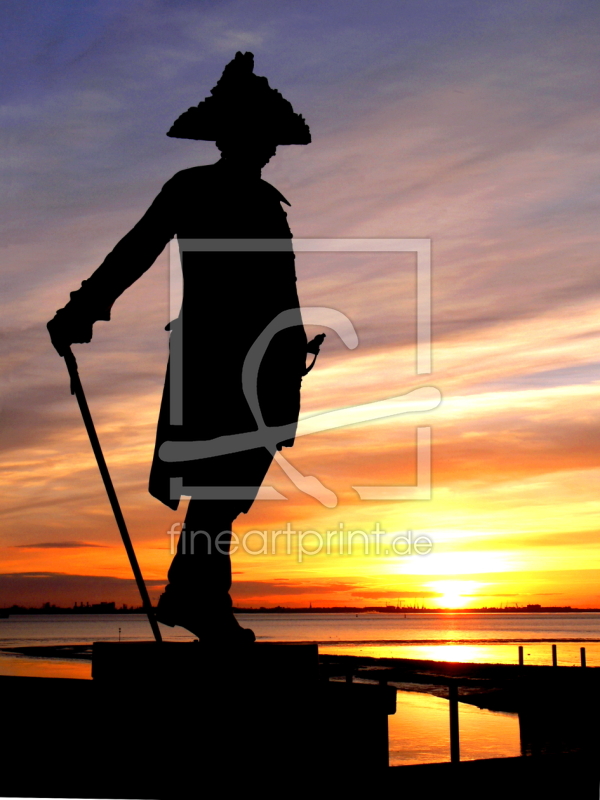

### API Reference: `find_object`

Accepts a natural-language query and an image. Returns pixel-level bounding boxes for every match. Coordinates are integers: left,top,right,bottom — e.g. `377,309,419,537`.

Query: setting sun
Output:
428,580,481,609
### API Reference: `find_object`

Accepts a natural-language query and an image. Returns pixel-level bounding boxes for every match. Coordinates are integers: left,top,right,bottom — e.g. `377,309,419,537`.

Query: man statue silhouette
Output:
48,52,312,644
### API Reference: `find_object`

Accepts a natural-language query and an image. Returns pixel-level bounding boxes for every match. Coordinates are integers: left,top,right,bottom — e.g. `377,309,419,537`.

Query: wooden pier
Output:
322,652,600,766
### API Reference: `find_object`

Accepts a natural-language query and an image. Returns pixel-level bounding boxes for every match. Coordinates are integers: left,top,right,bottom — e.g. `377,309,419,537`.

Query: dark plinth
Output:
89,640,394,780
91,640,320,684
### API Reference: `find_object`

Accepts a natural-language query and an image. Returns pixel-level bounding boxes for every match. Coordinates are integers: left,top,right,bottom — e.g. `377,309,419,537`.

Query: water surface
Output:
5,612,581,764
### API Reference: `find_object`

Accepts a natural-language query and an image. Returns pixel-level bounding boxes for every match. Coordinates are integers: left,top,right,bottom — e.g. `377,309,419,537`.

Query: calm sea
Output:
2,611,598,666
2,612,596,765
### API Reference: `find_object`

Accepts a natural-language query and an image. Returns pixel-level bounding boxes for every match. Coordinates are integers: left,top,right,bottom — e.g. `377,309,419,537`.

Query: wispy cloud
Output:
0,571,165,606
350,590,442,599
13,541,108,549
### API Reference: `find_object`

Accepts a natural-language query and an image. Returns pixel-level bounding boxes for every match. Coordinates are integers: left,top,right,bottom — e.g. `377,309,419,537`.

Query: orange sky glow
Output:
2,3,600,610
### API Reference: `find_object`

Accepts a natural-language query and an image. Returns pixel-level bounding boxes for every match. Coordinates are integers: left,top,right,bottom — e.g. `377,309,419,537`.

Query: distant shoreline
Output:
1,604,599,616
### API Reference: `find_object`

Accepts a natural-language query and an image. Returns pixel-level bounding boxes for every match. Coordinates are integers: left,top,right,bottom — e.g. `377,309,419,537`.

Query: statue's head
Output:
167,52,311,153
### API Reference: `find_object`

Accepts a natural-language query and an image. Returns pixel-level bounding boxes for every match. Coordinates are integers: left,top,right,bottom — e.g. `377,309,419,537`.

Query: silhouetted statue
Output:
48,52,314,644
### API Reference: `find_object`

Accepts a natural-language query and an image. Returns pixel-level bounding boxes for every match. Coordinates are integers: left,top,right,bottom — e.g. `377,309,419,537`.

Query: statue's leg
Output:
158,499,251,638
167,500,235,612
157,448,274,640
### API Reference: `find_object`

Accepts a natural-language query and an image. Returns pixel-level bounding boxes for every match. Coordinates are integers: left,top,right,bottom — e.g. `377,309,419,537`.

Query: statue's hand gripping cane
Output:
47,308,162,643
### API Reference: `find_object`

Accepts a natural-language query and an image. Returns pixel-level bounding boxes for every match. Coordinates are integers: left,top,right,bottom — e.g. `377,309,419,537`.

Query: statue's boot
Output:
156,585,255,644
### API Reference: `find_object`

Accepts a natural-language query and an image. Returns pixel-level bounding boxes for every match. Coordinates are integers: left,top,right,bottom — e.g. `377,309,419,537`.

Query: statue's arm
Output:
48,175,179,354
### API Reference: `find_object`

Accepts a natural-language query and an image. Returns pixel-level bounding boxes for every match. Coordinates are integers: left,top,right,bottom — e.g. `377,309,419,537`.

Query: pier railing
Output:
321,644,595,765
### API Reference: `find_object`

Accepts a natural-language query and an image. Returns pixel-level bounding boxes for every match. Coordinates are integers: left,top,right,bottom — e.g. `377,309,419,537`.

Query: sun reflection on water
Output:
389,689,520,765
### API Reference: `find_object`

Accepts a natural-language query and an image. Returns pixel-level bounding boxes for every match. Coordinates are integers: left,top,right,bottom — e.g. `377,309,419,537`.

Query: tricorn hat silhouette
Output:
167,51,311,145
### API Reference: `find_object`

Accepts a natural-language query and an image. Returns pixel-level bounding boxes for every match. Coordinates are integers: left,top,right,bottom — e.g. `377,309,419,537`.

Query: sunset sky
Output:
2,0,600,609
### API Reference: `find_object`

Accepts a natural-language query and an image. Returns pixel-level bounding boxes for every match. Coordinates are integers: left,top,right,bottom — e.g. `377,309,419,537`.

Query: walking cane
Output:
62,346,162,643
